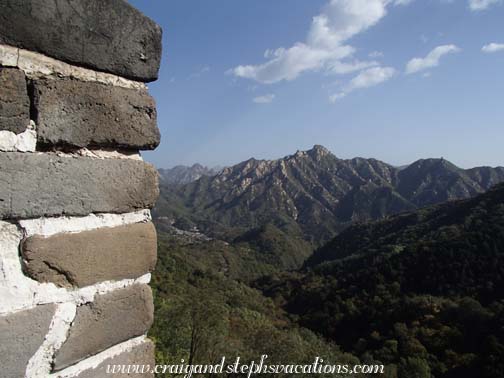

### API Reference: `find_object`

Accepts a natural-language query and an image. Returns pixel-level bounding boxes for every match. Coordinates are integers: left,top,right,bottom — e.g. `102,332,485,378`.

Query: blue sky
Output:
129,0,504,169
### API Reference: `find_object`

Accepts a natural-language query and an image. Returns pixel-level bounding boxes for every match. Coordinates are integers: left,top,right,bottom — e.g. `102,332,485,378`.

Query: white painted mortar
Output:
26,302,77,378
0,121,37,152
0,44,147,90
19,210,152,237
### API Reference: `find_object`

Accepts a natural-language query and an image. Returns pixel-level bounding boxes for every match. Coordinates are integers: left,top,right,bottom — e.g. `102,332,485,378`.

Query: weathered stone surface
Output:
0,153,159,220
0,305,56,378
54,284,154,371
33,78,160,150
0,0,162,82
0,67,30,134
75,341,155,378
22,222,157,288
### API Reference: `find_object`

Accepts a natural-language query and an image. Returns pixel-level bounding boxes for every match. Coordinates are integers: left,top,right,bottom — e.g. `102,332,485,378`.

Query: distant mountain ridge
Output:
158,164,219,185
155,145,504,249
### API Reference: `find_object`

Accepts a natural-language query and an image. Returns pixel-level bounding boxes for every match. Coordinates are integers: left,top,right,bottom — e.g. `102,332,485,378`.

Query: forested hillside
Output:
258,183,504,378
149,233,361,378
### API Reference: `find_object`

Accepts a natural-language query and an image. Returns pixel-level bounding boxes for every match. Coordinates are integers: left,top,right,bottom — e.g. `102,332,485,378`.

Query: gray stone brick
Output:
0,153,159,220
53,284,154,371
33,78,160,150
0,305,56,378
22,222,157,287
0,67,30,134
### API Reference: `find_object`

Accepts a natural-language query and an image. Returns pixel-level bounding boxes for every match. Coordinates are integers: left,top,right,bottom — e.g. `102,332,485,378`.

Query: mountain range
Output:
155,145,504,252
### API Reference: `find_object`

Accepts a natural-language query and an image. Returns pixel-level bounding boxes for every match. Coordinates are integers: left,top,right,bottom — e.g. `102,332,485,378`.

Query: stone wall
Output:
0,1,162,377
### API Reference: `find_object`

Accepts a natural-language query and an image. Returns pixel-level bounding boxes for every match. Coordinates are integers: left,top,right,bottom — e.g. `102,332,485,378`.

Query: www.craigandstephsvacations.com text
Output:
106,355,385,376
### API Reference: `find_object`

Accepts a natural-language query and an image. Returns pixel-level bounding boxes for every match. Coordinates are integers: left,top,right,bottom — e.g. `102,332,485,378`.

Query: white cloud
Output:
230,0,410,84
328,59,379,74
330,66,396,102
469,0,501,11
347,66,396,90
405,44,461,74
482,42,504,53
253,94,276,104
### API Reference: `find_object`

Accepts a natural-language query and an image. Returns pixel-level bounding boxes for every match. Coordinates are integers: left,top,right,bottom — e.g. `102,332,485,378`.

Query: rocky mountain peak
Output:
308,145,331,158
407,158,459,172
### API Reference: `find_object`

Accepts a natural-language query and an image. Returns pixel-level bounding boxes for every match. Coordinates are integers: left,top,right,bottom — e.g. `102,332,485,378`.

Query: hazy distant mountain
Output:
158,164,219,185
155,145,504,248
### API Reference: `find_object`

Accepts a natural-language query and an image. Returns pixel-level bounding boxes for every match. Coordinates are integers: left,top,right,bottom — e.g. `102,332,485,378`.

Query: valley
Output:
150,146,504,378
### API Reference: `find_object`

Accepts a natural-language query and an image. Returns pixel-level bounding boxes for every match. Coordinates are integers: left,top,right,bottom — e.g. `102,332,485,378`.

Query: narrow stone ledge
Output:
0,0,162,82
0,67,30,134
22,222,158,288
0,153,159,220
33,78,160,150
0,304,56,378
53,284,154,371
66,340,155,378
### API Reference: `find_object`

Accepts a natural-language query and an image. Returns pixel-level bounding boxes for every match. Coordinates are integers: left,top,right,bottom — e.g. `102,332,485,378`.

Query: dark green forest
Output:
150,180,504,377
260,183,504,377
149,233,360,377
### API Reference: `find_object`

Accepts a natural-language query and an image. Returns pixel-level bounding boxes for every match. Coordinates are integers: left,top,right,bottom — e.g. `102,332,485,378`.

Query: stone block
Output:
0,67,30,134
0,305,56,378
33,78,160,150
22,222,157,287
53,284,154,371
0,153,159,219
0,0,162,81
